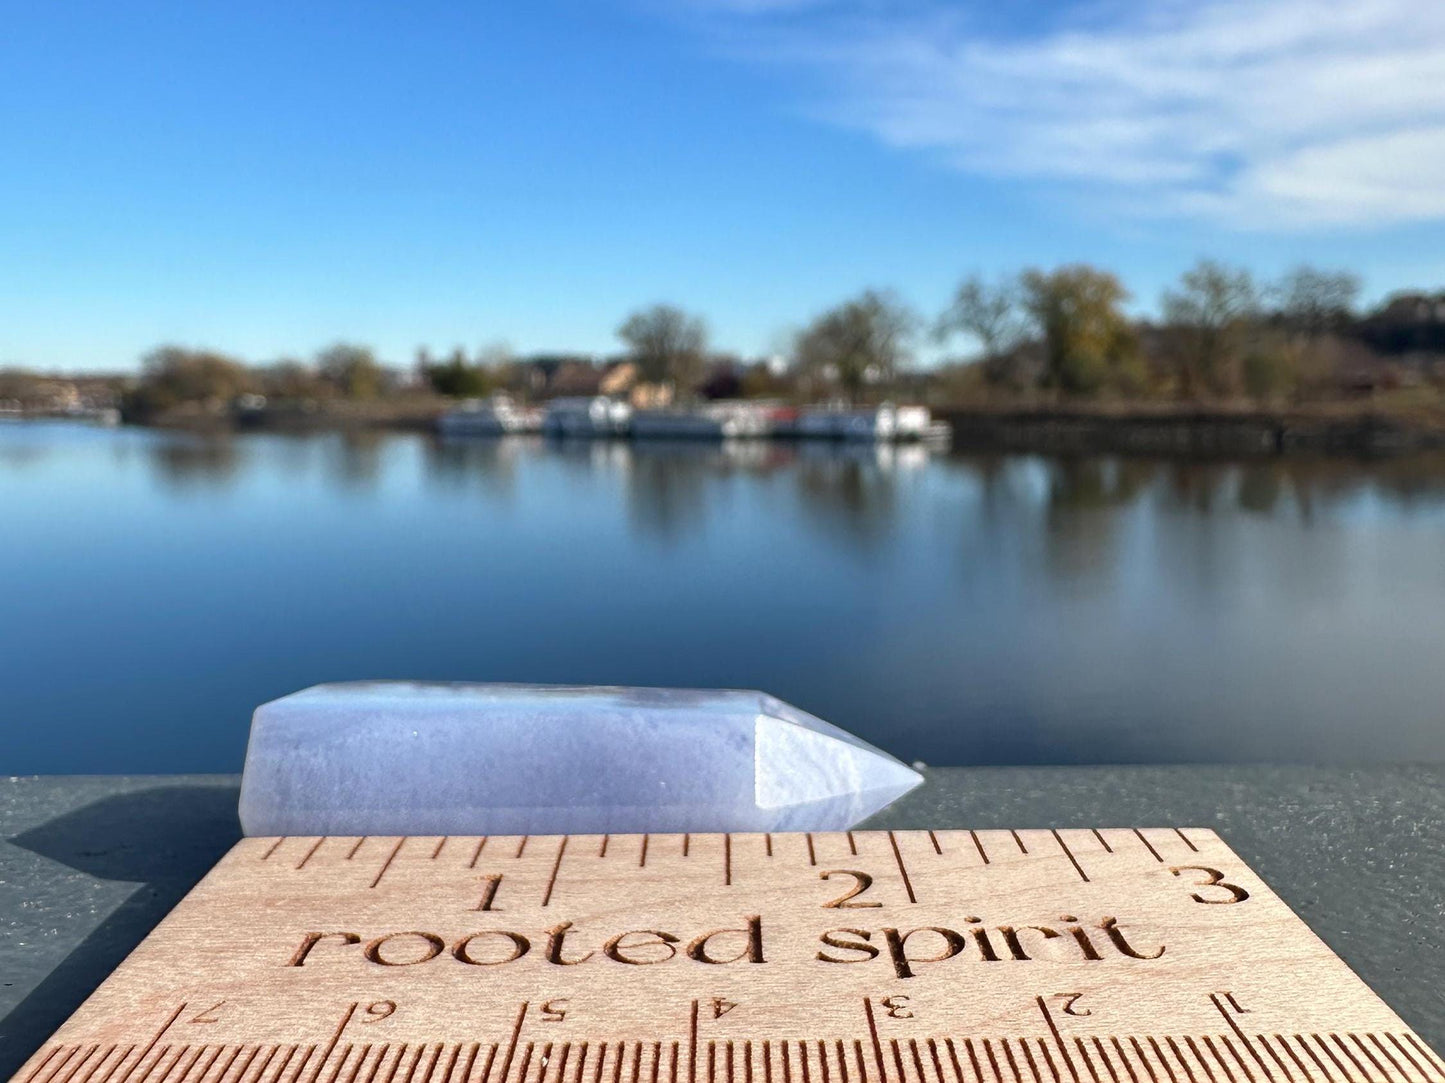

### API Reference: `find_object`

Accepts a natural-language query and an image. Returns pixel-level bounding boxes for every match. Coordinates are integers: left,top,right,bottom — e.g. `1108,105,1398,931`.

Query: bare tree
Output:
1274,266,1361,338
618,304,709,396
1161,259,1259,397
794,290,917,402
936,274,1025,362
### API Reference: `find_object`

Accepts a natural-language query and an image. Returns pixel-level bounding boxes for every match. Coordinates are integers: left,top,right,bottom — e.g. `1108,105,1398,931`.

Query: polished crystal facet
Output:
238,682,922,836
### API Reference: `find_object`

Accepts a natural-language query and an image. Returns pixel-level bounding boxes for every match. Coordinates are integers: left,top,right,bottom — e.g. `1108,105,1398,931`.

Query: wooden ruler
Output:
14,830,1442,1083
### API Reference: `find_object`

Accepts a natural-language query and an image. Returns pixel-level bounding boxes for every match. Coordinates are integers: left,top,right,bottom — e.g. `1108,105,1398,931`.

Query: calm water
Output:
2,421,1444,774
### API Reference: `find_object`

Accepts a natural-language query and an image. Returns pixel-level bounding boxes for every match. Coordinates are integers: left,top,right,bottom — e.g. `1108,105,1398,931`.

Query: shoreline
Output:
12,400,1445,457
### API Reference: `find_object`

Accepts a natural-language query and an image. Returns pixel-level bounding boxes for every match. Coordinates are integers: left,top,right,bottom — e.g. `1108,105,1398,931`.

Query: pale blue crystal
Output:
238,682,922,836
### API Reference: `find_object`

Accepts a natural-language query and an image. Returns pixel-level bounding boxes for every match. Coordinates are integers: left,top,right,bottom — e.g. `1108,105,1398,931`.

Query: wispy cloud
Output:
681,0,1445,228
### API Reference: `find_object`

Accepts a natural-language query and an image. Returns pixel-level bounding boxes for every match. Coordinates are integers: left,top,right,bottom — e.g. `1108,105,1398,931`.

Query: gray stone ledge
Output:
1,767,1441,1076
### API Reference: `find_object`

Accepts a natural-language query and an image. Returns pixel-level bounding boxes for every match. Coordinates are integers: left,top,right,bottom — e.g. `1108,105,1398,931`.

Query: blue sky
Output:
4,0,1444,370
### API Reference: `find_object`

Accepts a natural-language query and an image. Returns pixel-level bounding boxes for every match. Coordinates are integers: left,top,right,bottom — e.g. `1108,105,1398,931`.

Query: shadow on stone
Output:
1,785,240,1077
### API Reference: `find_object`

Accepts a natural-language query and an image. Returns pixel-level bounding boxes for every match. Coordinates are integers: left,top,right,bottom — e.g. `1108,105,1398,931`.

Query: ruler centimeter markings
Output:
14,831,1443,1083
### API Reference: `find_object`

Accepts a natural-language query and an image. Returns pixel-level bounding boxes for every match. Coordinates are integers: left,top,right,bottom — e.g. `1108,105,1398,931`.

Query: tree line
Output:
7,260,1445,421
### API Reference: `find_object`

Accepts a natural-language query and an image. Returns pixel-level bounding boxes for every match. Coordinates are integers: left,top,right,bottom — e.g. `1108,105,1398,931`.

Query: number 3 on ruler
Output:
1169,866,1250,904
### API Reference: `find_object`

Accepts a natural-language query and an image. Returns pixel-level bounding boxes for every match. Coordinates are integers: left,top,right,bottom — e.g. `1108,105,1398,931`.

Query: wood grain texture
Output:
11,831,1441,1083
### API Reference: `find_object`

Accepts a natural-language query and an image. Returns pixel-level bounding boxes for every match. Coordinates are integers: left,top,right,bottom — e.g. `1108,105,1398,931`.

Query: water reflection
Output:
148,435,246,489
4,423,1445,772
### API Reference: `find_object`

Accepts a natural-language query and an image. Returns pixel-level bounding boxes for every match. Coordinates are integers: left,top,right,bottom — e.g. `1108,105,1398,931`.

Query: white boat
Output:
437,395,541,437
797,403,947,443
543,396,631,437
631,403,774,440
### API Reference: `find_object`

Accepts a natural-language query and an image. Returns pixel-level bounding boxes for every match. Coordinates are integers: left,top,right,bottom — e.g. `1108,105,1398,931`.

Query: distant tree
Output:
936,273,1026,365
1019,265,1140,395
794,290,917,402
124,345,254,418
1274,266,1361,338
618,304,709,396
317,343,385,399
257,358,329,400
423,347,491,397
1161,259,1259,397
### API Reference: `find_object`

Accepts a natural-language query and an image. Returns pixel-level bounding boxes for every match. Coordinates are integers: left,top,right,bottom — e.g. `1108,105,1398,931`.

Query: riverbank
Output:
940,402,1445,456
119,397,1445,456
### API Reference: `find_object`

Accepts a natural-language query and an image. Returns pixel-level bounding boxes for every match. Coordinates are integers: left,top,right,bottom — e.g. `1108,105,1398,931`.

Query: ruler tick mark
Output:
114,1005,187,1083
1174,829,1199,852
1035,1042,1063,1083
477,1047,499,1083
1035,1000,1079,1083
542,836,568,907
1377,1035,1424,1082
1133,830,1163,863
1123,1042,1154,1083
1001,1039,1024,1083
305,1003,356,1083
887,832,917,903
1308,1037,1348,1083
764,834,772,857
1051,830,1089,882
970,830,990,865
640,835,649,868
724,834,732,887
1071,1044,1100,1083
599,836,609,858
1107,1040,1137,1083
371,840,406,889
1277,1039,1316,1083
1091,830,1113,854
1020,1040,1046,1083
515,837,528,859
431,838,448,860
1209,995,1271,1082
469,838,488,868
1252,1040,1293,1083
1144,1040,1176,1083
296,839,326,870
805,835,816,867
1343,1037,1385,1083
224,1046,259,1083
497,1005,529,1083
261,839,286,861
1309,1038,1350,1083
690,1001,700,1083
927,831,942,855
346,838,367,860
862,1001,885,1083
1328,1037,1368,1083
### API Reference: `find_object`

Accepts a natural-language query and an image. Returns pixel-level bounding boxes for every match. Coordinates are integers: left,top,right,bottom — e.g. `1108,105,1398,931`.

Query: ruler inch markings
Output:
15,831,1441,1083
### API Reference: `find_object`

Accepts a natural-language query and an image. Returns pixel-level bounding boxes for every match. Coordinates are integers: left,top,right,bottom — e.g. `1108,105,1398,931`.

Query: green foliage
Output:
1242,346,1295,401
424,349,492,397
124,346,254,418
795,289,917,402
1019,265,1138,396
317,343,386,399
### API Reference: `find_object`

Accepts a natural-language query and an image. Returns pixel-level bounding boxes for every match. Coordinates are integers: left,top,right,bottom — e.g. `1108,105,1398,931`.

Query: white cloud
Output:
685,0,1445,228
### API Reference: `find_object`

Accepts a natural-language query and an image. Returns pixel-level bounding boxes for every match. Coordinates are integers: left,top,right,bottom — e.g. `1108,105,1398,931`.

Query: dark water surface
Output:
3,421,1443,773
